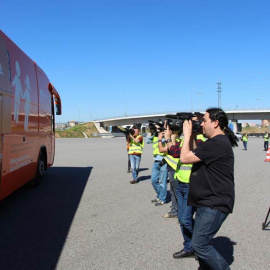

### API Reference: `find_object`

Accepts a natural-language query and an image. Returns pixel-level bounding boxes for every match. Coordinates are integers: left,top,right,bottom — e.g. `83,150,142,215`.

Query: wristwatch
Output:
165,139,172,143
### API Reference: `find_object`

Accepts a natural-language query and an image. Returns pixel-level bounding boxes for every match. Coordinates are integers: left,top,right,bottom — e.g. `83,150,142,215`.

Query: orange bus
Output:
0,30,62,200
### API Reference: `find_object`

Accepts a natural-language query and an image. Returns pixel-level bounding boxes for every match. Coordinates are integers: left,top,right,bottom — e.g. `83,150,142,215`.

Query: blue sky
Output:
2,0,270,122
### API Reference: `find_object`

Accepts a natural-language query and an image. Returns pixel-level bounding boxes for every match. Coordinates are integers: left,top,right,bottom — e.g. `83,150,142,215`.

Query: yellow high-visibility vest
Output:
152,136,164,156
163,155,179,171
197,134,206,142
174,139,192,183
128,135,144,154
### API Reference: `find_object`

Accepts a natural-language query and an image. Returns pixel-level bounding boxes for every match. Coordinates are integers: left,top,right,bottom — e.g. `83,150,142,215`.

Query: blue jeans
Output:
243,141,247,150
151,161,168,202
127,153,131,172
176,182,194,252
192,207,230,270
168,170,178,216
129,155,141,180
264,141,269,151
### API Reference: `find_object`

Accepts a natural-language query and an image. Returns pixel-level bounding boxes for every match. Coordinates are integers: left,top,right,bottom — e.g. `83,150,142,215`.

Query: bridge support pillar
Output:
229,119,238,132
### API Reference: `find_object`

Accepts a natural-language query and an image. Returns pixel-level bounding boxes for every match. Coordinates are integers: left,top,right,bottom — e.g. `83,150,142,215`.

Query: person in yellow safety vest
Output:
160,118,206,259
171,135,205,259
174,135,206,183
146,126,168,206
263,131,269,151
242,133,248,150
127,126,144,184
158,128,181,218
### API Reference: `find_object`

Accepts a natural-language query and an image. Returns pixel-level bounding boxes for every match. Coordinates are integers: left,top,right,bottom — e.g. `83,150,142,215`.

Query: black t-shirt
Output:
188,134,235,214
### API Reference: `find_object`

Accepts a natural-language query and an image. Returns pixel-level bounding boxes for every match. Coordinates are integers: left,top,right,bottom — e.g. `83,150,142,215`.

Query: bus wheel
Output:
35,152,45,185
37,152,45,179
28,152,45,187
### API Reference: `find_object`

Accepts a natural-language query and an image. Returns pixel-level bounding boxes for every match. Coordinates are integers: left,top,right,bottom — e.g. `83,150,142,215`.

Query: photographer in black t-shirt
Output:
180,108,238,270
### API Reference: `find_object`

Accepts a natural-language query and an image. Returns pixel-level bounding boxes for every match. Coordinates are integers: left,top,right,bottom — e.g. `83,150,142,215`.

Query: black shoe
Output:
173,249,194,259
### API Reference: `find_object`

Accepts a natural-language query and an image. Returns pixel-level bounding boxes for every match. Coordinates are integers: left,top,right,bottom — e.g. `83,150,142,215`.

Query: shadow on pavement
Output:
0,166,92,270
138,167,149,172
138,175,151,182
213,236,237,265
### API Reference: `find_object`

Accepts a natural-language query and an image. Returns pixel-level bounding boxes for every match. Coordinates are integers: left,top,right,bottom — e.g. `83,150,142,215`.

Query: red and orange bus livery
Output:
0,30,62,200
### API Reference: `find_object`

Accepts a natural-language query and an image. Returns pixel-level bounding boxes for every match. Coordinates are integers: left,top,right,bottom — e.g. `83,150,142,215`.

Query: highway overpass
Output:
93,109,270,133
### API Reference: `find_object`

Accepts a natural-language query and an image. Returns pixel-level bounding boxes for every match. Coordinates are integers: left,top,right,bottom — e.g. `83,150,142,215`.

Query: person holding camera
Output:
181,108,238,270
158,126,181,218
161,117,205,259
146,126,168,206
127,126,144,184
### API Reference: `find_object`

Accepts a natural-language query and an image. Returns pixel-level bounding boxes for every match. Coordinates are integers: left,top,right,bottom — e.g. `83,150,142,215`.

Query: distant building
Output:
55,123,67,130
68,120,79,127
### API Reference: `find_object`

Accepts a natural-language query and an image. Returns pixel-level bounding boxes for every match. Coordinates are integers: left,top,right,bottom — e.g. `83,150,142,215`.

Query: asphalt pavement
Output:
0,137,269,270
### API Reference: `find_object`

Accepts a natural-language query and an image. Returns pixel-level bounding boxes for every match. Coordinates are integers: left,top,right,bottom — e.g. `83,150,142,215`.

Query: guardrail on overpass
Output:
93,109,270,133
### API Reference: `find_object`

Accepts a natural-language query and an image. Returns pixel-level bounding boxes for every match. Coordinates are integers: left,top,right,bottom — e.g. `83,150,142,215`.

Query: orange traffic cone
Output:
265,147,270,162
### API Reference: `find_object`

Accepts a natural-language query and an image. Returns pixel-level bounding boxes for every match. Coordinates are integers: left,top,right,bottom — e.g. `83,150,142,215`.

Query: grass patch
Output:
56,122,99,138
242,126,269,134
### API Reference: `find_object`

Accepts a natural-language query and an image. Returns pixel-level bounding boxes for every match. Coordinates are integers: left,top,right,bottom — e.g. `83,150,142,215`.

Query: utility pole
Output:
217,81,222,107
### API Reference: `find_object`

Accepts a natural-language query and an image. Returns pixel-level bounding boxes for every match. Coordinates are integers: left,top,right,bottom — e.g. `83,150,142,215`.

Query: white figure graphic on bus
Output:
12,61,22,123
22,75,31,131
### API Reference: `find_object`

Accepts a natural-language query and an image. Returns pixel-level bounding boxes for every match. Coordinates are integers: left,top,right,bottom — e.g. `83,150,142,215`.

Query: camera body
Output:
165,112,203,133
148,113,202,134
159,158,167,167
117,126,135,136
148,120,166,136
127,128,135,136
165,118,183,132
